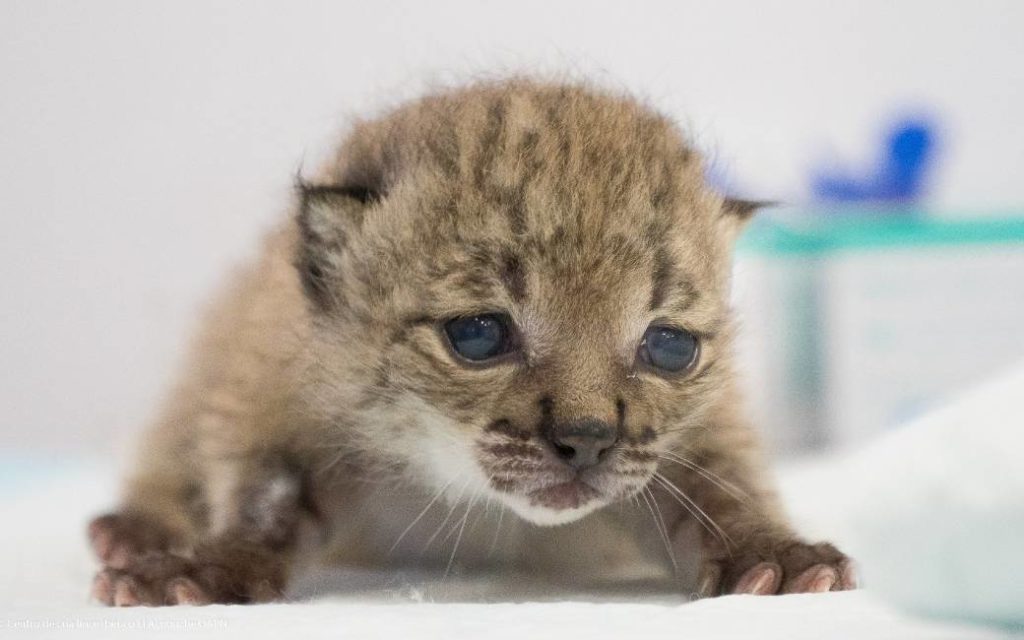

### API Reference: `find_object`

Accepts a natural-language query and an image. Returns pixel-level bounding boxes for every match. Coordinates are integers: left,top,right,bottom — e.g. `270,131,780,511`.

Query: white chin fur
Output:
498,493,606,526
407,400,608,527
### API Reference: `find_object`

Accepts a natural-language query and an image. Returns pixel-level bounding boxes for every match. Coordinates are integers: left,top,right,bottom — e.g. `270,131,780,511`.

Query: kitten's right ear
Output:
717,197,776,244
295,180,381,310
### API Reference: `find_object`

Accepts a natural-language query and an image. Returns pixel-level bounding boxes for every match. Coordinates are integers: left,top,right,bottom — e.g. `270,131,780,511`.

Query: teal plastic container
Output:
732,210,1024,453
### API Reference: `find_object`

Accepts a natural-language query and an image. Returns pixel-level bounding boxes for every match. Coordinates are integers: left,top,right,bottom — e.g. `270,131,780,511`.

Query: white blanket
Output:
1,458,1016,639
781,360,1024,628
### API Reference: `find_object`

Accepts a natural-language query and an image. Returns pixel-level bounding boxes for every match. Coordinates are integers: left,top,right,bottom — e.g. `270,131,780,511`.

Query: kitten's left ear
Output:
718,197,775,242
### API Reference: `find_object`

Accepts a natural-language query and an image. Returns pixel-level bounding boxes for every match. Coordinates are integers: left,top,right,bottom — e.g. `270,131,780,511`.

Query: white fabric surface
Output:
2,455,1018,639
780,360,1024,627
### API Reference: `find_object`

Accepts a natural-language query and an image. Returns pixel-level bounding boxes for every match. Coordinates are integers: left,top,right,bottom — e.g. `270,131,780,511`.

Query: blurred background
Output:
2,0,1023,461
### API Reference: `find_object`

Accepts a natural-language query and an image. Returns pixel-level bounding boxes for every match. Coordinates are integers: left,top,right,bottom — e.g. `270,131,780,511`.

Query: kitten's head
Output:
298,80,759,525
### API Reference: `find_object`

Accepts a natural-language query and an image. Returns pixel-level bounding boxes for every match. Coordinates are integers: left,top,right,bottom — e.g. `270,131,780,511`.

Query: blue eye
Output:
640,325,700,373
444,314,513,362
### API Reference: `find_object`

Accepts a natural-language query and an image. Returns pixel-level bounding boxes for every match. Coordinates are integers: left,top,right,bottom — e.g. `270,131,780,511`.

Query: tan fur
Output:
90,78,852,605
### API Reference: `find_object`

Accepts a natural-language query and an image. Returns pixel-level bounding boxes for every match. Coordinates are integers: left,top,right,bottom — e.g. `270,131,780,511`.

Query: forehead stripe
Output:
500,251,528,303
649,246,673,311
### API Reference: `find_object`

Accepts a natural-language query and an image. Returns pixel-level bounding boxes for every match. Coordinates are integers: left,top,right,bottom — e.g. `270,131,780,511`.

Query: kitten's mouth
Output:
527,479,599,510
473,431,656,525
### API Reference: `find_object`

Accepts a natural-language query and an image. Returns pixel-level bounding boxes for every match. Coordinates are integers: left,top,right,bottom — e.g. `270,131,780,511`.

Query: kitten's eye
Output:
639,325,700,373
443,313,514,362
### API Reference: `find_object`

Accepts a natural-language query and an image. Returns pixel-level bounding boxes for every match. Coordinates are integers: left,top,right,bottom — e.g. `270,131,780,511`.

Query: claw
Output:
785,564,838,593
839,559,859,590
113,576,142,607
697,562,722,598
91,570,114,605
734,562,782,595
167,577,209,606
89,527,113,561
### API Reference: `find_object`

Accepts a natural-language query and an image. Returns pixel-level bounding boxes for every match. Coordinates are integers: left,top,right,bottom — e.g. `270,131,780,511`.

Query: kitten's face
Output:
299,82,749,525
302,187,743,526
398,236,733,526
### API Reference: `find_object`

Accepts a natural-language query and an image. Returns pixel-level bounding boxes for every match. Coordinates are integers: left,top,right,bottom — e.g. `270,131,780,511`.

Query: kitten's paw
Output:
90,549,284,606
88,513,171,569
92,551,203,606
699,540,857,597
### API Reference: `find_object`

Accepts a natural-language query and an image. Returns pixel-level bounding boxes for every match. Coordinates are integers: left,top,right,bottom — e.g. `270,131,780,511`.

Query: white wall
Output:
2,0,1022,452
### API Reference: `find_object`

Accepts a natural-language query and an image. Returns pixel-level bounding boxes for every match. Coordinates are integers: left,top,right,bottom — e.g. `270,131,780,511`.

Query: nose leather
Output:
544,418,618,470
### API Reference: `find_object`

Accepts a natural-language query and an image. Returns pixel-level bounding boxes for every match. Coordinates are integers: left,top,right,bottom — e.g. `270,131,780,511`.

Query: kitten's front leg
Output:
661,415,857,597
91,456,312,606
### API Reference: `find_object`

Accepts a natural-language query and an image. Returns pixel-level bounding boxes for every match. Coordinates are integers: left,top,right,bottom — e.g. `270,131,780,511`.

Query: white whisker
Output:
658,451,752,505
389,476,457,554
445,488,482,579
653,472,733,553
488,503,506,557
640,486,678,572
423,478,471,551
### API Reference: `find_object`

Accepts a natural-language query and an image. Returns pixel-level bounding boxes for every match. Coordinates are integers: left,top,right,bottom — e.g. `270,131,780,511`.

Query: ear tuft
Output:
296,179,383,206
721,197,776,221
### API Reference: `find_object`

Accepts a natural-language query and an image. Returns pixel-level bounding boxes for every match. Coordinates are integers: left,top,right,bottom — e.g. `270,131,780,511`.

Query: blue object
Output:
811,118,938,204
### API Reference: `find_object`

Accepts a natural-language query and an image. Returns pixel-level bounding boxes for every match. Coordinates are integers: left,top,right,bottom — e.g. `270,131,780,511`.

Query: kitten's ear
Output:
718,197,775,242
295,180,381,310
